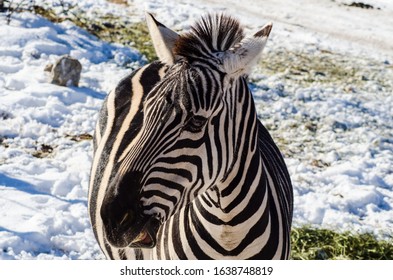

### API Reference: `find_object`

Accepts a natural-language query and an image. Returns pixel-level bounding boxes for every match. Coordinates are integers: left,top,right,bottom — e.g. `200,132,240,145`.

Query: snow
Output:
1,0,392,259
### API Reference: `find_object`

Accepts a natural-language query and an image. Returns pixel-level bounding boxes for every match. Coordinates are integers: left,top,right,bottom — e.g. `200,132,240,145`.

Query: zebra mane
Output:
174,14,245,60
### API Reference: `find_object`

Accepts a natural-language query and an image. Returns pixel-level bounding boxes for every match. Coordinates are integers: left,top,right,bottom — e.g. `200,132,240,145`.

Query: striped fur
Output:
88,13,293,259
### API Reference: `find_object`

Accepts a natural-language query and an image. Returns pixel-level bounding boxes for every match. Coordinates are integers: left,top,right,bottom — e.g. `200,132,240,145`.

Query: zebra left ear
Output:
222,22,272,76
145,12,179,65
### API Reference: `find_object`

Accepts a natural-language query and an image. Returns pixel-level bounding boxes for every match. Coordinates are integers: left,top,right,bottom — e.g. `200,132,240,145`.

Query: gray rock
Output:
49,55,82,87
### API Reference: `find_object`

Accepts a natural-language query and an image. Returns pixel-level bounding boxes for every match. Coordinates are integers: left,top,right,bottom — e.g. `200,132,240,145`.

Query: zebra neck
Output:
191,111,269,254
205,148,264,219
190,152,268,254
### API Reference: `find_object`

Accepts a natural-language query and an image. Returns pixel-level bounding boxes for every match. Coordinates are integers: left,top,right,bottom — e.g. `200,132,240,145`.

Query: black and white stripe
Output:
88,13,293,260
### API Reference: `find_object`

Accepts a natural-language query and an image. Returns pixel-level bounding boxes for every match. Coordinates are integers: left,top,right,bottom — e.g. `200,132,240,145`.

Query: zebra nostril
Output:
119,210,135,228
120,213,128,225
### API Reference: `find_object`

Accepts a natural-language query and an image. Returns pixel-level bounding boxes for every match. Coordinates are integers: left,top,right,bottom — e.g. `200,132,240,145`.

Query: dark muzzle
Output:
100,171,160,248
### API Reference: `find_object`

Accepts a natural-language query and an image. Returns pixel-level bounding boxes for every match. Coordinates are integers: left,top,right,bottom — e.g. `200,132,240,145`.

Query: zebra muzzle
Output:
101,171,161,248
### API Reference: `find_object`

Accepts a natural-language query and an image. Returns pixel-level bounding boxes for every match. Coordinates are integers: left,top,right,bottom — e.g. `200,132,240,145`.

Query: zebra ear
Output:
222,22,272,76
145,12,179,65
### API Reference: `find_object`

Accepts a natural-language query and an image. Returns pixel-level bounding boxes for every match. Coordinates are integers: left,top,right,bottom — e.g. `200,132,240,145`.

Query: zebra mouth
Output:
127,217,160,248
132,230,151,244
103,210,160,249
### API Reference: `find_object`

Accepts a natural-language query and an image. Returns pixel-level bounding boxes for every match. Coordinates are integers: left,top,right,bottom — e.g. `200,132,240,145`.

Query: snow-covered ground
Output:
0,0,392,259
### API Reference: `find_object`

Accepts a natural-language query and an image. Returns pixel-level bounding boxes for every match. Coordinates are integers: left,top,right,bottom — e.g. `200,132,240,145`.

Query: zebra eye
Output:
185,115,208,133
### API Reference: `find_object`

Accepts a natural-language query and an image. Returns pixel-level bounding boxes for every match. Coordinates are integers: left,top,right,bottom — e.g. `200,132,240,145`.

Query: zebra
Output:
88,12,293,260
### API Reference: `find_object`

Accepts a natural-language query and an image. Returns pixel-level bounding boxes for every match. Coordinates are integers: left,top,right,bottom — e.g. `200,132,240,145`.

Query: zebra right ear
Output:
145,12,179,65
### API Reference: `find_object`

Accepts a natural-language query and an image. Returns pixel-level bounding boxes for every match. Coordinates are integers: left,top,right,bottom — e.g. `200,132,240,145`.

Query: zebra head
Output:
100,13,272,249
